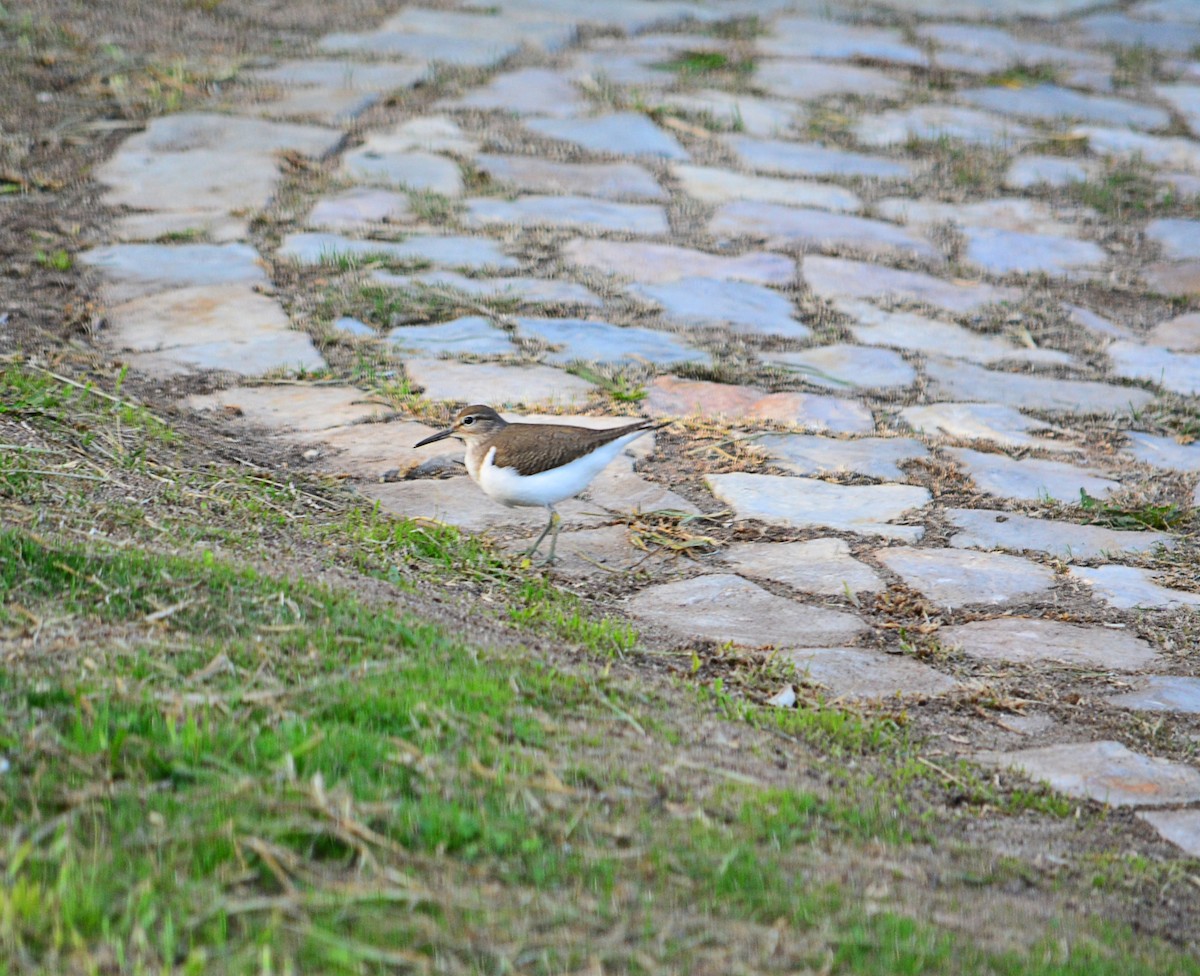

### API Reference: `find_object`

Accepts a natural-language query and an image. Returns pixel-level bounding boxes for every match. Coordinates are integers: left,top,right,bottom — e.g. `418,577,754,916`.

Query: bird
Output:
414,404,665,564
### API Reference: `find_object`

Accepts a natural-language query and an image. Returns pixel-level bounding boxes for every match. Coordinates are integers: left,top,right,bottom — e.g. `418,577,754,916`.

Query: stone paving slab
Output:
651,90,798,138
875,548,1057,610
673,165,861,213
760,17,927,67
946,508,1172,561
629,277,810,339
646,377,874,431
1069,564,1200,611
474,154,666,201
464,195,669,235
389,316,514,357
1107,341,1200,397
500,525,676,579
719,538,884,596
440,67,588,118
752,60,907,101
526,113,689,160
278,232,519,270
941,618,1159,671
901,403,1073,452
707,473,930,541
1145,312,1200,351
947,447,1121,503
1137,810,1200,858
625,574,867,649
563,239,795,286
979,740,1200,808
727,136,915,180
185,385,391,434
80,243,268,303
1004,155,1099,190
1123,431,1200,471
341,148,463,194
756,433,928,481
770,346,916,391
854,106,1032,149
961,85,1170,131
925,358,1155,414
803,256,1017,316
786,647,959,701
306,188,413,231
377,271,602,309
516,317,702,367
961,227,1107,276
403,358,594,407
1109,676,1200,713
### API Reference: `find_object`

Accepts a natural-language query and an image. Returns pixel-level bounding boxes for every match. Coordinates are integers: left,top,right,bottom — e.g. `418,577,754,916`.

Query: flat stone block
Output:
563,239,795,286
377,270,601,308
942,618,1158,671
1108,341,1200,396
1109,676,1200,713
252,88,379,126
787,647,958,701
443,67,587,117
653,90,798,137
720,538,884,596
980,740,1200,808
727,136,914,180
1004,155,1098,189
1143,260,1200,297
340,148,463,195
1147,218,1200,260
854,105,1032,148
1155,85,1200,138
585,454,699,516
389,316,514,356
1070,564,1200,611
109,212,249,244
875,548,1056,610
674,164,861,213
526,112,688,160
803,256,1016,316
1124,431,1200,471
946,508,1171,561
319,31,521,66
306,188,412,230
770,345,916,391
464,196,669,234
925,358,1154,413
278,232,518,270
362,478,603,532
948,446,1121,502
645,376,874,432
1146,312,1200,351
752,59,905,101
516,317,701,366
760,17,926,66
475,154,665,200
1077,13,1200,53
962,227,1107,276
1077,126,1200,173
1139,809,1200,857
332,316,375,337
876,196,1076,236
500,525,675,580
961,85,1169,131
625,574,866,648
629,277,810,339
186,384,390,434
404,358,594,406
80,242,268,302
353,116,478,155
708,473,929,541
247,58,426,92
901,402,1072,452
757,433,928,481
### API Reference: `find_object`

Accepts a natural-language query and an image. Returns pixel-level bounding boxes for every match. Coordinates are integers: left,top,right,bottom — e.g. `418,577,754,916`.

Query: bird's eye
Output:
462,416,475,426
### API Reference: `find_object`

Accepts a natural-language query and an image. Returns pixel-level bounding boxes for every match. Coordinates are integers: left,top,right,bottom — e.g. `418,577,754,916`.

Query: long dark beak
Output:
414,427,454,448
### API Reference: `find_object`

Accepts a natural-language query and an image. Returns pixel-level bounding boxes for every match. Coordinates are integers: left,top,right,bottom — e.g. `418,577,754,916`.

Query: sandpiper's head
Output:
414,404,507,447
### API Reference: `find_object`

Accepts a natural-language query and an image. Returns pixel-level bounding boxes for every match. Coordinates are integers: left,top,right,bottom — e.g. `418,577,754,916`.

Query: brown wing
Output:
490,419,663,476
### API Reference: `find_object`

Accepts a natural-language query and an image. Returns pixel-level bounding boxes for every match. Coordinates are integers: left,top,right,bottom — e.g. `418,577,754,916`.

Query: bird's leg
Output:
540,507,562,566
523,505,557,561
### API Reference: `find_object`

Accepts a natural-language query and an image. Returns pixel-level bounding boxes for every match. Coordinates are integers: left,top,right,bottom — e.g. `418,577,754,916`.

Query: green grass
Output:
655,50,754,76
1078,490,1187,531
1067,164,1164,218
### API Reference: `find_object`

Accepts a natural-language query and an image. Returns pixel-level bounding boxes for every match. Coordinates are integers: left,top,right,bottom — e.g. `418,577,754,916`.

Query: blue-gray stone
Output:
526,113,689,160
389,316,514,355
277,232,518,270
373,270,602,307
759,17,927,67
1125,431,1200,471
319,32,521,66
80,242,267,299
961,84,1169,131
1107,341,1200,397
1147,218,1200,260
463,195,669,234
629,277,809,339
1077,13,1200,52
728,136,913,179
443,67,587,117
341,149,463,194
962,227,1107,275
516,317,702,366
854,105,1032,148
475,154,665,201
333,316,376,337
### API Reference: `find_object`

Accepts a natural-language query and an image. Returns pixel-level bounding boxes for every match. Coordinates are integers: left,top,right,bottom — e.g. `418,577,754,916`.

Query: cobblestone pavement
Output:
81,0,1200,855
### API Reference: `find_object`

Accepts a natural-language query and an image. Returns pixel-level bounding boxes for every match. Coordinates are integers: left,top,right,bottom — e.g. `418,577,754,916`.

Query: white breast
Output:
473,429,649,508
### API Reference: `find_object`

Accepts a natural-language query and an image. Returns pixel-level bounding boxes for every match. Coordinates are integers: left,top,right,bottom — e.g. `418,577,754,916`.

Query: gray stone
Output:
962,227,1107,276
474,154,665,201
942,618,1158,671
946,508,1171,561
752,59,905,100
947,447,1121,502
1124,431,1200,471
1110,676,1200,713
787,647,958,701
1077,13,1200,53
376,270,602,308
645,377,874,431
377,5,577,52
388,316,514,356
803,256,1017,315
340,148,463,195
564,50,673,89
919,23,1111,74
306,188,412,231
770,345,916,391
1070,565,1200,611
1004,155,1098,189
1146,312,1200,351
247,58,426,91
652,90,798,137
1107,341,1200,396
500,525,674,580
961,85,1169,131
1147,218,1200,260
1133,0,1200,21
901,403,1071,452
854,106,1032,149
277,232,518,270
720,538,884,595
711,201,940,262
79,242,267,302
318,31,520,65
629,277,809,339
878,0,1122,18
980,740,1200,808
876,548,1056,610
332,316,375,338
875,197,1078,236
464,195,669,234
443,67,587,117
924,358,1155,413
673,165,861,213
353,116,478,155
109,212,249,244
526,113,688,160
1139,809,1200,858
94,113,343,217
727,136,914,180
585,453,700,516
250,88,379,126
842,300,1071,366
516,317,701,366
1077,126,1200,173
625,574,866,648
1066,304,1133,341
762,17,926,66
757,433,928,480
186,384,391,434
563,239,795,286
1153,85,1200,138
1143,260,1200,297
404,358,593,406
707,473,929,541
363,478,603,533
104,284,324,377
